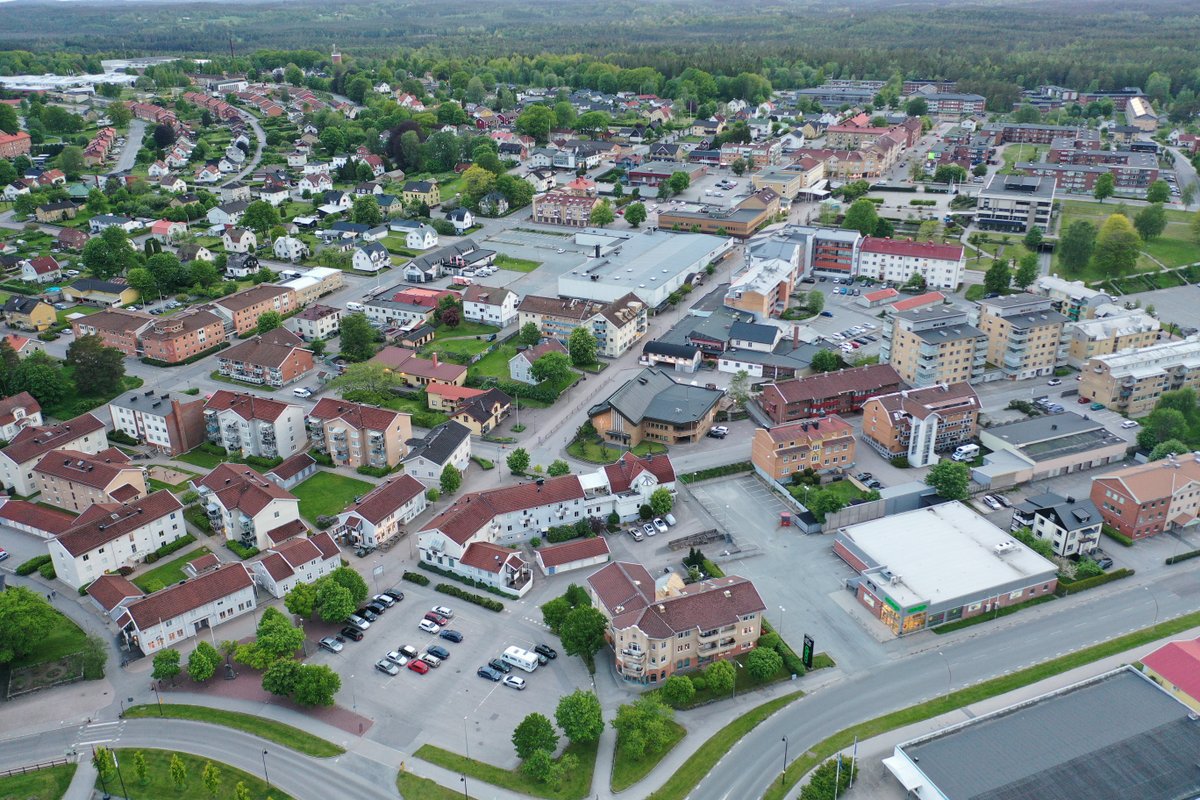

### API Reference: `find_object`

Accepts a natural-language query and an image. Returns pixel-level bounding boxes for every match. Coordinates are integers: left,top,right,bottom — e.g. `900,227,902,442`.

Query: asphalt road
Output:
109,119,146,175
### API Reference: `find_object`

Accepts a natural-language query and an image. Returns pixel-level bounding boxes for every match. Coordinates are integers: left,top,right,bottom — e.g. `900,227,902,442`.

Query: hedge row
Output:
680,462,753,484
417,561,519,599
402,571,430,586
1101,524,1134,547
1056,567,1134,596
226,541,260,560
1166,549,1200,565
15,554,52,576
144,533,196,564
356,464,391,478
434,582,505,612
38,561,56,579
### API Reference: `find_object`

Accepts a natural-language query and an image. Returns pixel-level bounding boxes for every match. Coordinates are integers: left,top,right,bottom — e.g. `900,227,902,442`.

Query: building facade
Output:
861,383,981,467
856,238,965,289
203,391,308,460
335,475,428,549
1090,456,1200,540
758,364,903,423
33,448,147,514
881,305,987,387
108,391,205,456
307,399,413,470
1065,310,1159,369
0,412,108,496
750,416,856,481
976,294,1068,380
1079,336,1200,417
139,309,227,363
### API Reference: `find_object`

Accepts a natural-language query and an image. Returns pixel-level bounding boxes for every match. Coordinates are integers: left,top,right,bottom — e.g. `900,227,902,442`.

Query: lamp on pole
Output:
113,749,132,800
780,736,789,786
462,717,471,799
1146,585,1160,625
778,605,786,641
938,651,952,695
261,750,270,787
93,747,111,800
151,682,163,716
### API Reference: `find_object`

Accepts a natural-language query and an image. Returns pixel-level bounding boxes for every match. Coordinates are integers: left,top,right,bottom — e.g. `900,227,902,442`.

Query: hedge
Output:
141,340,230,367
106,429,140,446
1101,524,1134,547
37,561,57,579
434,582,505,612
680,462,753,484
183,505,213,534
15,554,53,576
356,464,391,478
226,541,260,560
144,533,196,564
309,449,334,467
1056,567,1134,596
417,561,519,599
1166,549,1200,565
402,571,430,586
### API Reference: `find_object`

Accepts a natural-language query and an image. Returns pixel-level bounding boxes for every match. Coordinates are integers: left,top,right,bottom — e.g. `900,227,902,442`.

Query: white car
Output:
1120,420,1139,429
431,605,454,619
652,518,669,534
292,387,312,398
386,650,410,666
503,675,527,691
418,619,441,634
1047,378,1062,386
981,495,1003,511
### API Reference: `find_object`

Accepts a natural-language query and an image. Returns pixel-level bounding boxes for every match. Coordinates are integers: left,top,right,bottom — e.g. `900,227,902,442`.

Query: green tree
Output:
1014,104,1041,123
0,587,59,665
705,660,736,695
0,102,18,133
547,460,571,477
728,369,751,409
667,171,691,195
1093,173,1115,203
807,289,825,313
1145,180,1171,204
568,326,598,367
329,566,369,604
612,696,675,760
564,583,591,608
649,487,673,516
983,258,1012,294
805,488,847,522
169,753,188,790
187,641,221,683
624,202,647,228
531,351,572,383
1022,226,1044,251
463,164,497,205
555,689,605,744
1149,439,1190,461
333,362,403,400
589,199,615,227
926,460,970,500
146,252,188,294
13,353,71,409
1014,252,1040,289
65,334,126,396
905,96,928,117
1134,203,1166,241
933,164,967,185
133,751,147,785
82,226,137,281
1058,220,1097,273
261,657,301,697
234,781,252,800
284,580,319,618
440,463,462,495
842,198,879,236
319,126,346,156
236,607,304,669
730,157,748,176
512,712,559,759
242,200,280,236
916,219,942,242
514,105,556,144
1093,214,1142,277
660,675,696,708
351,195,383,225
292,663,341,706
810,349,842,373
519,322,542,346
339,312,378,361
58,145,85,179
255,311,283,335
521,748,556,783
559,605,608,663
746,646,783,682
541,596,572,633
202,761,222,798
152,649,182,685
507,447,531,474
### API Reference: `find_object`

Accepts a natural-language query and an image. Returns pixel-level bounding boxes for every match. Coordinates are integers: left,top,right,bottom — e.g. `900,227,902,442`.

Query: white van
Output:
292,387,312,399
346,302,365,312
951,444,980,462
501,645,539,673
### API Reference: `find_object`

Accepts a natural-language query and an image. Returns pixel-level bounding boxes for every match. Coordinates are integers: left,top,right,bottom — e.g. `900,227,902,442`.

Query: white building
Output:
0,392,43,441
293,304,343,341
335,474,428,549
0,412,107,496
117,563,258,655
222,227,257,254
352,242,390,273
508,340,569,385
855,238,965,290
203,391,308,460
48,490,186,590
462,284,519,327
195,463,303,551
252,531,341,598
401,421,472,485
107,391,205,457
273,236,310,262
389,220,439,250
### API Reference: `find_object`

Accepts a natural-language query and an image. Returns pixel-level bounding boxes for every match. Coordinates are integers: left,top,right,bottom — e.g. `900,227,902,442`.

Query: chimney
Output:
594,244,601,258
431,352,439,367
793,326,799,347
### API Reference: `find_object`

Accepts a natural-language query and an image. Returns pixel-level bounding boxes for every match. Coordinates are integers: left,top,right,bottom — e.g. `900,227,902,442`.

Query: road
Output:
1168,146,1198,210
109,119,146,175
234,110,267,182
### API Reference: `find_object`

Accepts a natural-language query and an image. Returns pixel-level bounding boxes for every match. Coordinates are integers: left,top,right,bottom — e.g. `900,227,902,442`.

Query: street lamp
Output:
938,651,952,695
113,750,132,800
778,606,786,641
151,682,163,716
780,736,789,786
1146,585,1160,625
462,717,471,799
261,750,270,787
93,747,111,800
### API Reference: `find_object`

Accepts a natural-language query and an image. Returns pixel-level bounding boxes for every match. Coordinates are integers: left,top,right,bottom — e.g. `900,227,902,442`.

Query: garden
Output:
291,471,375,523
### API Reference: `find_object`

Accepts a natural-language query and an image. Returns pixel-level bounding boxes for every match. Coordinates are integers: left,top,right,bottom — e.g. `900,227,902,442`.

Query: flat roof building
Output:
881,304,987,387
976,174,1055,233
1080,335,1200,418
977,411,1128,489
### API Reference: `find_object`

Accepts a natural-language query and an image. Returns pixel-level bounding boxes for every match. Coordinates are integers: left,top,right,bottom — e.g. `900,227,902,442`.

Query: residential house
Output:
2,297,56,332
388,220,439,250
253,532,341,598
219,181,252,203
525,169,556,193
508,340,569,384
273,236,309,262
335,475,428,549
89,215,136,234
401,180,441,207
224,252,260,279
62,278,140,308
149,219,188,243
108,390,206,456
402,421,472,485
206,201,249,227
222,227,257,254
203,390,308,460
115,563,258,655
177,244,214,264
352,242,391,273
2,334,43,359
861,383,981,467
139,308,227,364
57,228,89,252
588,367,724,446
535,537,611,577
426,384,488,414
462,284,518,327
34,201,77,224
446,207,474,233
211,285,298,336
215,328,314,388
293,304,342,341
478,192,509,217
0,392,42,441
33,448,147,514
532,191,601,227
195,463,303,551
1140,637,1200,713
1090,456,1200,540
1010,492,1102,558
158,175,187,194
19,256,62,284
856,238,965,290
370,346,468,388
758,364,904,424
451,388,513,436
307,398,413,470
70,308,155,356
750,416,857,482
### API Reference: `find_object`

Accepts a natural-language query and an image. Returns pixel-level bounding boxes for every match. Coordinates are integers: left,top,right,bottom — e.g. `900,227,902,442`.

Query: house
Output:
446,207,474,233
264,452,318,491
57,228,89,252
352,242,391,273
462,284,518,327
149,219,188,243
401,180,441,207
258,184,290,206
335,475,428,549
371,346,468,388
89,215,137,234
508,340,569,384
297,173,332,195
0,392,43,441
62,278,140,308
211,285,297,336
750,416,857,482
388,220,439,250
425,384,487,414
203,390,308,460
224,252,260,279
195,463,303,551
222,227,257,254
307,398,413,470
108,389,206,456
273,236,309,262
588,367,723,446
253,532,341,598
587,562,765,683
115,563,258,655
19,256,62,284
1090,456,1200,541
70,308,154,356
2,334,43,359
758,364,904,424
178,244,214,264
219,181,251,203
1009,492,1103,558
33,448,147,514
159,175,187,194
47,490,186,590
293,304,342,341
2,296,56,332
215,328,314,388
861,383,981,468
402,421,472,485
34,201,77,224
535,537,611,576
525,169,556,193
478,191,509,217
139,308,228,364
1141,638,1200,713
451,388,513,436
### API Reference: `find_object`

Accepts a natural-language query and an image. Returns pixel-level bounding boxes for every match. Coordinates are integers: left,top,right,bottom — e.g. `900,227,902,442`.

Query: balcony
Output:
619,648,646,663
260,427,275,442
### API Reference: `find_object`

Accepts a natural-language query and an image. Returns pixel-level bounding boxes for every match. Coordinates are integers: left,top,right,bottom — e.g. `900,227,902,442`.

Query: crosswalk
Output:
74,719,125,751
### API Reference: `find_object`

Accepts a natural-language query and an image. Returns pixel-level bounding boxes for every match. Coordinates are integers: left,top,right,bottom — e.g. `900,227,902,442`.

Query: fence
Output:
0,757,71,778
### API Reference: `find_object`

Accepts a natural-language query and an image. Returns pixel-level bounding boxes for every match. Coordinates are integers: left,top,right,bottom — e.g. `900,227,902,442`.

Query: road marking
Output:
77,738,114,746
84,721,121,729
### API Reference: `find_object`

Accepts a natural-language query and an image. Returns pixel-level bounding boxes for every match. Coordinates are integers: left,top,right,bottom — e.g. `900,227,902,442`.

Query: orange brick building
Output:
139,309,227,363
750,416,856,481
212,285,298,335
71,309,154,357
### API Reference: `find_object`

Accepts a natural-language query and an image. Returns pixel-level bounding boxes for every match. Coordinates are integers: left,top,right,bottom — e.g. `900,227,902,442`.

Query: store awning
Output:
883,755,926,792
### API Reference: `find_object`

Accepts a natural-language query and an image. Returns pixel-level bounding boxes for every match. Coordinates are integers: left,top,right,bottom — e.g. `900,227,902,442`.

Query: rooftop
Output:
984,411,1124,463
558,230,730,302
0,412,106,466
1087,335,1200,377
218,328,310,369
588,367,723,425
1094,455,1200,504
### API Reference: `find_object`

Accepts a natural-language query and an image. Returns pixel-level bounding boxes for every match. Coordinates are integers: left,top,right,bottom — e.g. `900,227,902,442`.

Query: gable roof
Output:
602,451,676,492
404,420,472,467
765,363,902,405
515,339,568,365
0,412,105,466
459,541,526,574
87,574,144,612
267,451,316,482
309,398,406,433
0,391,40,427
422,474,586,545
0,498,75,535
204,390,294,423
537,536,611,568
1143,638,1200,703
342,475,425,525
56,490,183,557
589,367,722,426
197,463,297,517
218,328,310,370
33,447,135,490
120,563,253,630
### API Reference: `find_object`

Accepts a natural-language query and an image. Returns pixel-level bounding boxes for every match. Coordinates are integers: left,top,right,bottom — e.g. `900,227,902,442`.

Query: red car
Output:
424,611,449,627
408,659,430,674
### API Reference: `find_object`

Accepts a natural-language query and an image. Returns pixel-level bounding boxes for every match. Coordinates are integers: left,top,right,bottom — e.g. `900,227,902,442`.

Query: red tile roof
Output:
587,561,655,615
267,452,315,481
862,237,964,261
0,412,105,465
122,563,254,630
1142,638,1200,704
309,531,340,561
186,553,221,574
890,291,946,312
863,288,899,303
56,490,183,557
459,541,526,574
109,483,143,503
370,346,468,383
764,364,902,405
205,390,292,423
515,339,568,365
763,415,854,443
265,518,308,545
343,475,425,525
218,328,310,370
258,551,292,582
0,391,40,427
422,475,586,545
0,498,75,535
33,448,136,490
86,575,144,611
427,384,487,402
537,536,610,568
198,463,297,518
310,397,407,434
603,452,677,493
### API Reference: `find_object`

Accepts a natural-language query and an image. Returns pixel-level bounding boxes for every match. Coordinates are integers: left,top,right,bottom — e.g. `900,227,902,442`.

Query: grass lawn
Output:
381,235,418,257
612,722,686,792
436,320,500,338
416,740,597,800
100,749,290,800
469,343,519,380
424,337,493,359
11,609,90,669
0,763,77,800
56,305,100,325
380,394,449,428
567,437,667,464
43,374,144,422
1143,233,1200,268
293,471,375,522
646,692,803,800
132,546,210,592
397,769,475,800
175,449,225,470
1000,143,1046,173
123,704,344,757
1055,199,1200,281
494,254,543,272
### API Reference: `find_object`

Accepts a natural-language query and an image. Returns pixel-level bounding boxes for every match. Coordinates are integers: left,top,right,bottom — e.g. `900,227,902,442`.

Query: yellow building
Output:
1080,336,1200,417
1065,310,1160,369
976,294,1068,380
401,180,441,208
881,305,987,387
33,448,148,514
2,297,56,332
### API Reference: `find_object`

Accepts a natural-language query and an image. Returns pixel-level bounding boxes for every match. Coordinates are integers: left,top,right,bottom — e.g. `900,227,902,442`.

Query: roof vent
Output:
723,590,732,598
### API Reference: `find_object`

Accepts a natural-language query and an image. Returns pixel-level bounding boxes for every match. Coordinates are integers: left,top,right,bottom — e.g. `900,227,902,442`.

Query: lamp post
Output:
93,747,111,800
113,749,131,800
1146,585,1160,625
151,682,163,716
261,750,270,787
462,717,471,800
780,736,789,786
938,651,952,695
778,605,786,641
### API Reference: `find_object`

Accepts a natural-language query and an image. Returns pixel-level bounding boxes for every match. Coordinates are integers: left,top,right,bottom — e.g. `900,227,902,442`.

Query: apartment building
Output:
307,398,413,470
211,285,298,335
1090,455,1200,540
203,391,308,460
252,531,341,598
588,368,724,446
807,228,861,276
750,159,826,198
108,390,206,457
758,364,903,424
195,463,303,551
976,294,1068,380
719,139,783,167
750,416,856,481
70,308,154,356
0,412,107,496
861,383,981,467
33,448,147,513
335,475,428,549
881,304,987,387
48,490,186,590
725,256,797,320
517,294,648,358
0,392,42,441
215,328,315,388
1033,276,1114,321
856,238,965,290
114,563,258,655
532,191,601,227
1010,492,1103,558
462,284,519,327
292,304,342,341
1065,310,1160,369
587,561,766,684
1080,336,1200,417
975,174,1055,233
139,308,227,363
1019,155,1158,194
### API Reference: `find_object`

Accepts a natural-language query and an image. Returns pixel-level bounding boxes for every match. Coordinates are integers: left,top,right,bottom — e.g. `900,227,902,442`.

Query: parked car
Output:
375,659,400,676
346,615,370,631
431,605,454,619
386,650,410,666
365,601,387,616
427,645,451,661
993,494,1012,508
477,666,503,681
424,611,449,626
318,636,343,653
855,472,873,482
1047,378,1062,386
1095,555,1114,570
439,629,463,643
503,675,527,690
534,644,558,660
643,522,657,537
408,659,430,674
1121,420,1139,429
819,311,834,317
373,593,396,608
488,658,512,674
628,527,644,542
382,589,405,603
418,619,441,634
0,547,8,562
398,644,419,661
1090,402,1105,410
707,425,729,439
652,518,669,534
357,607,379,622
419,653,441,668
340,626,364,641
981,495,1002,511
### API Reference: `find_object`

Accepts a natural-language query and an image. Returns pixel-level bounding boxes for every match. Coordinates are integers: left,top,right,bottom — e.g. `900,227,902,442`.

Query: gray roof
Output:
986,412,1125,463
913,324,986,344
643,340,700,360
900,667,1200,800
404,421,471,467
589,367,722,426
729,320,778,345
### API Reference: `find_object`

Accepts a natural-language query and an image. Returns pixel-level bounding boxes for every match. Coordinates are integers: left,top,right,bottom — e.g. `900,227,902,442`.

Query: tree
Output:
333,362,402,400
983,259,1012,294
555,689,604,744
462,164,497,206
905,96,928,117
649,487,673,516
262,657,301,697
339,313,378,361
728,369,751,409
58,145,85,179
1140,408,1189,450
916,219,942,242
805,489,847,522
65,334,126,396
568,326,598,367
574,111,611,137
152,649,182,685
512,712,559,759
1014,252,1040,289
82,226,137,280
667,171,691,195
531,351,572,384
234,782,252,800
1134,203,1167,241
810,349,842,373
926,460,970,500
563,582,591,608
547,460,571,477
522,748,556,783
730,157,748,177
1093,173,1115,203
515,105,556,144
747,646,784,682
314,580,355,623
1149,439,1190,461
507,447,531,474
285,581,319,619
236,607,304,669
187,641,220,683
1059,220,1097,273
0,587,59,665
807,289,825,313
242,201,280,236
661,675,696,708
13,353,71,409
1093,214,1142,277
559,605,608,662
1023,226,1044,251
133,751,147,785
329,566,369,604
624,201,647,228
202,761,222,798
705,660,736,695
612,696,675,759
541,596,572,633
589,199,615,227
933,164,967,185
1146,180,1171,204
519,322,542,347
842,198,879,236
255,311,283,335
169,753,188,790
440,464,462,495
351,196,383,226
292,663,341,706
0,102,17,134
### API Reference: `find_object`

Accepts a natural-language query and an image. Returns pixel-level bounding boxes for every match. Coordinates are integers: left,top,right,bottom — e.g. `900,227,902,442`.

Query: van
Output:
346,302,364,312
951,444,979,462
501,645,539,673
292,387,312,398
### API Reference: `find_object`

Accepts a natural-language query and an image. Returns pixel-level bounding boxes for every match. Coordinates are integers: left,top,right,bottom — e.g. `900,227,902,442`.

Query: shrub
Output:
679,462,753,484
402,571,430,586
315,514,337,530
356,464,391,478
472,456,495,470
151,534,195,561
1056,567,1134,595
434,582,504,612
1166,549,1200,565
183,505,212,534
418,561,518,599
38,561,57,579
1102,524,1134,547
691,676,707,691
245,454,283,470
890,455,910,468
106,429,139,446
15,554,52,576
530,537,542,547
309,449,334,466
426,488,440,502
225,541,260,560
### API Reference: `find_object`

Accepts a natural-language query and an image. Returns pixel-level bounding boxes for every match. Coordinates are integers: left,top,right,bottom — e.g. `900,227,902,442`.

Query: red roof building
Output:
890,291,947,313
1142,637,1200,712
758,364,903,424
535,537,611,575
117,563,257,654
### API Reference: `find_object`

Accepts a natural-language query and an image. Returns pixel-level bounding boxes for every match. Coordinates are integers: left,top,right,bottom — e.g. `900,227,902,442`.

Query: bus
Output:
501,646,539,673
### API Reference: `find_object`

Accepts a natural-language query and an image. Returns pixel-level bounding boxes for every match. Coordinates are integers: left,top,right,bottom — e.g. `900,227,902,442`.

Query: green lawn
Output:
1000,143,1047,173
820,479,872,503
175,449,225,470
0,763,77,800
1054,200,1200,282
11,609,90,669
567,437,667,464
494,254,543,272
1143,232,1200,268
43,374,144,422
424,337,493,359
416,740,597,800
293,471,375,522
148,468,199,493
100,750,289,800
397,769,474,800
381,235,419,257
469,343,519,380
123,705,344,757
56,305,100,325
380,394,449,428
436,320,500,338
612,722,687,792
132,546,210,593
